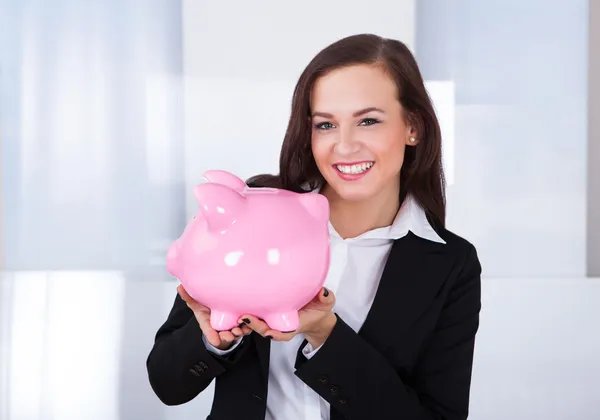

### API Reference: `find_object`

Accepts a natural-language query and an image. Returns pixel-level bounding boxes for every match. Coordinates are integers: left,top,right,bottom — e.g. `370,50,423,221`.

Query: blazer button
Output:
316,374,328,384
193,363,207,373
330,385,340,395
189,368,201,377
339,397,348,405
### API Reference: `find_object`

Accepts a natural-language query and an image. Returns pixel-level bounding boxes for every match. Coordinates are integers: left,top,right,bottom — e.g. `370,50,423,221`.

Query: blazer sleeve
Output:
146,292,251,406
294,243,482,420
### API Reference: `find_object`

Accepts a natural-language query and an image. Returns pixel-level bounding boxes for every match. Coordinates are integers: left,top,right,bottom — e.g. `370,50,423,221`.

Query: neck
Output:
322,183,400,239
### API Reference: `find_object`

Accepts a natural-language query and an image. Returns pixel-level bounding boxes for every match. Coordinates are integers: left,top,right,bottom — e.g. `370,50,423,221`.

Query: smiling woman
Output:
248,35,446,234
310,64,418,210
147,33,481,420
312,103,387,183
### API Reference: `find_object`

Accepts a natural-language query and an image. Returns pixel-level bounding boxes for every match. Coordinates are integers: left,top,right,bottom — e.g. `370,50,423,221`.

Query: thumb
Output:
177,284,206,313
177,284,194,304
197,314,222,347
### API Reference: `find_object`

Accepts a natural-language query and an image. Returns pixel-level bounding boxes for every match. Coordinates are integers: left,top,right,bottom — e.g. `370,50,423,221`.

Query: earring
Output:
409,137,416,143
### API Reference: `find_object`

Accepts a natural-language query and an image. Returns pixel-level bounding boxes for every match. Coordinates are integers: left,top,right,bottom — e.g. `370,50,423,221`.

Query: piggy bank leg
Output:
209,309,239,332
263,311,300,333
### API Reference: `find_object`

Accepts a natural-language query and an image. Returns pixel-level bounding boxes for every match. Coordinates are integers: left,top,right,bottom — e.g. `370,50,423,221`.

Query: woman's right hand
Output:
177,284,251,350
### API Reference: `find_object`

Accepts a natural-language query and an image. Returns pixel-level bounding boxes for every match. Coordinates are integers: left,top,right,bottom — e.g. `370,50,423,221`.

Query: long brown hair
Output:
247,33,446,229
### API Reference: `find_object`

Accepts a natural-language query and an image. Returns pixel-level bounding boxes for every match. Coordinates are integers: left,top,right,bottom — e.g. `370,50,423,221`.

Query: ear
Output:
193,183,246,232
406,135,419,146
405,114,420,146
201,170,247,193
405,125,419,146
297,193,330,223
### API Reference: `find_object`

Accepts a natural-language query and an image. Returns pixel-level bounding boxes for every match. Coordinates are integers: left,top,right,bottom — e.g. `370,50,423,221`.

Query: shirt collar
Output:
387,194,446,243
308,186,446,244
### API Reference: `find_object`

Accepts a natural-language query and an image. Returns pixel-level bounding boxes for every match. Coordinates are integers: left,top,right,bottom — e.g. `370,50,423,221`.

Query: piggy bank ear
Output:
297,193,330,222
194,183,246,232
201,170,246,193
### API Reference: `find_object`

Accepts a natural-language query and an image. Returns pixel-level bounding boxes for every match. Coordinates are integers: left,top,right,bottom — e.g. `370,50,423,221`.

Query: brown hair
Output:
247,33,446,229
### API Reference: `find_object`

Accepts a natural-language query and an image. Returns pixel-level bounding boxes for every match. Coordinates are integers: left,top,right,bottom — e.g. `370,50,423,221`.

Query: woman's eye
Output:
360,118,380,126
314,122,335,130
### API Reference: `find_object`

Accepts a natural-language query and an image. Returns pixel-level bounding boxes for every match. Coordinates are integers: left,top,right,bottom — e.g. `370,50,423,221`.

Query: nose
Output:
334,126,361,155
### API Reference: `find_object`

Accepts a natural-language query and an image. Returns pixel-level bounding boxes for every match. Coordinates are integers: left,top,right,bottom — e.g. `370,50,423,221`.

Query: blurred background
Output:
1,0,599,419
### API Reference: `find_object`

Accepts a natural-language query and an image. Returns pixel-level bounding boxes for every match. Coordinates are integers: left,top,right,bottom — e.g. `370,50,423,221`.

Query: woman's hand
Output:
177,284,252,350
239,287,337,348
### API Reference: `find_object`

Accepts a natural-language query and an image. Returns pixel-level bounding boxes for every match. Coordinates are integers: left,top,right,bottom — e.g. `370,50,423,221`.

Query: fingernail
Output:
238,322,246,328
323,288,329,297
242,318,251,324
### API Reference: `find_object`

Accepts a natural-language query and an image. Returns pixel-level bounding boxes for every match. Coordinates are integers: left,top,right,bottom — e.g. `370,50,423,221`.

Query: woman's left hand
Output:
239,287,337,348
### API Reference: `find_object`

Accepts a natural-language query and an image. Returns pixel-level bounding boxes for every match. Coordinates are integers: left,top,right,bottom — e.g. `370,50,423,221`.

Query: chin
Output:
325,180,379,203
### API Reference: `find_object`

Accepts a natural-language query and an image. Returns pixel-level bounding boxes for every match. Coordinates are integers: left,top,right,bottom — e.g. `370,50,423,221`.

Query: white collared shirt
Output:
204,193,445,419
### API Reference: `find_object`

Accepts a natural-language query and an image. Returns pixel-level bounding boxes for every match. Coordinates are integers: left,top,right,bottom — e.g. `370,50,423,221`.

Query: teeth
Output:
336,162,374,174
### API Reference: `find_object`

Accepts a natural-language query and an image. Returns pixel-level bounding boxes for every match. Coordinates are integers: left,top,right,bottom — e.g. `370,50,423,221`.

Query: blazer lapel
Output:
252,233,451,382
358,233,453,349
254,333,271,382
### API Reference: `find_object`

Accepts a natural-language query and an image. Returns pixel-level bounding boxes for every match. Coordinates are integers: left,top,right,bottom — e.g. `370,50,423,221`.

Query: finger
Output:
264,329,295,342
318,287,334,304
314,287,335,308
232,325,252,336
196,313,221,347
218,330,236,343
303,287,335,310
234,323,252,336
203,327,222,348
177,285,202,310
238,314,270,336
231,327,244,337
177,284,194,304
178,285,210,313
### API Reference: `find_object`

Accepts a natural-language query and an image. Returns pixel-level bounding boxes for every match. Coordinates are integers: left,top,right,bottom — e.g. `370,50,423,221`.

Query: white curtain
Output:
0,2,185,419
0,0,185,271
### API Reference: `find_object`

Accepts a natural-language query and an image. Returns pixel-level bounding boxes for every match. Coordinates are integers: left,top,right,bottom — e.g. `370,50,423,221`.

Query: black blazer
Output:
146,229,482,420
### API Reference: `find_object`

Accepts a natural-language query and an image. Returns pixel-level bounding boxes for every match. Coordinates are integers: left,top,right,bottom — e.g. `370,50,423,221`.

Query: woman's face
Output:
310,64,417,203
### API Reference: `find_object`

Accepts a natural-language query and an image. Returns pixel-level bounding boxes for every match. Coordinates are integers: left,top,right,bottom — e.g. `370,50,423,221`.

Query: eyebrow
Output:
311,107,385,119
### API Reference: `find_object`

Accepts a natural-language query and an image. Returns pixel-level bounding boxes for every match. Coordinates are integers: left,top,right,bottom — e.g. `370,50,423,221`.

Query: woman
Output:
146,33,481,420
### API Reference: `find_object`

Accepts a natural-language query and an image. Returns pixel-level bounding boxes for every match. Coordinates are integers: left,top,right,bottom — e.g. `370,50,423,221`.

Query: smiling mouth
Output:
334,161,374,175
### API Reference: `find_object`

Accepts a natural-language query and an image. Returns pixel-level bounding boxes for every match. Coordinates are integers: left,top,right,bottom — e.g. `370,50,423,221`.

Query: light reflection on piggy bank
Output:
166,170,330,332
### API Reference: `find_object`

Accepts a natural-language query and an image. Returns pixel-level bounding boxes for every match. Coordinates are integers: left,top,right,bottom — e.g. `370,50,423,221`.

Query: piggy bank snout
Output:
166,242,180,277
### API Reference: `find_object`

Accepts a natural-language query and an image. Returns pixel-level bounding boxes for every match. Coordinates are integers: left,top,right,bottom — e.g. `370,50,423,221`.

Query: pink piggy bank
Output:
166,170,330,332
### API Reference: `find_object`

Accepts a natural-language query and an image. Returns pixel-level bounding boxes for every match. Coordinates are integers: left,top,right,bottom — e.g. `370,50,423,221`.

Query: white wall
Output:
0,0,186,271
588,0,600,276
415,0,589,278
